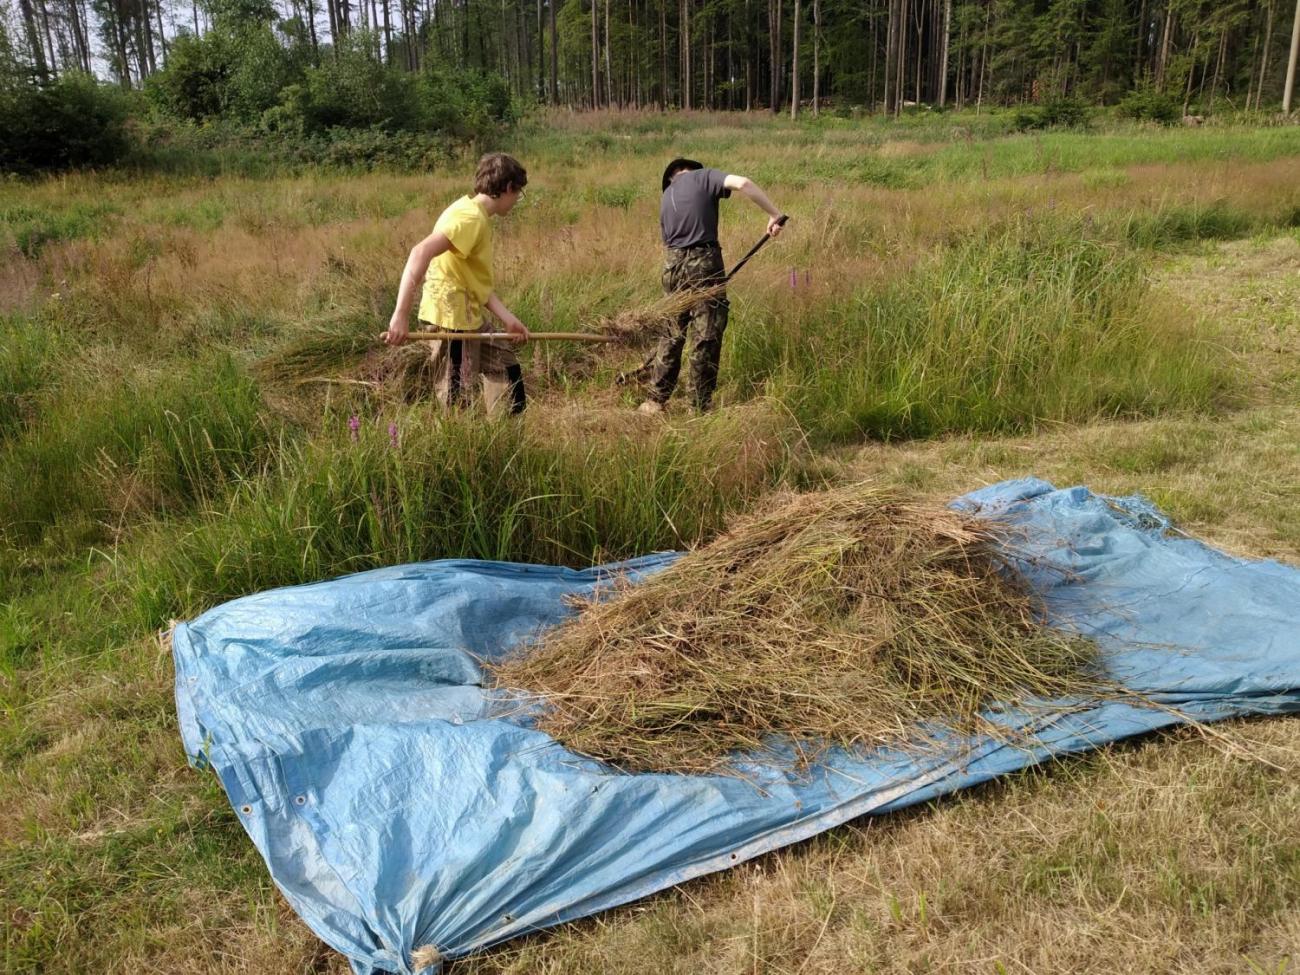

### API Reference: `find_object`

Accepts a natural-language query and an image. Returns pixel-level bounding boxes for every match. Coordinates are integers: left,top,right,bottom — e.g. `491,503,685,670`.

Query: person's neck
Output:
472,192,501,216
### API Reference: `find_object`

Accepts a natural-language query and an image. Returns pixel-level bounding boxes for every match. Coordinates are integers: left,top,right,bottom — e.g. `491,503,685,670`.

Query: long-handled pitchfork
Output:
615,214,789,386
381,217,789,350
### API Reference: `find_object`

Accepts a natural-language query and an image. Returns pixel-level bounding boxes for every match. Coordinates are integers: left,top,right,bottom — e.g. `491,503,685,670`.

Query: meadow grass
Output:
1,112,1298,974
0,352,269,553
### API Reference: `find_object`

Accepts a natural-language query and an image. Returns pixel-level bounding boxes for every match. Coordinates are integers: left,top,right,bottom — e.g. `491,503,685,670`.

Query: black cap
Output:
662,158,703,192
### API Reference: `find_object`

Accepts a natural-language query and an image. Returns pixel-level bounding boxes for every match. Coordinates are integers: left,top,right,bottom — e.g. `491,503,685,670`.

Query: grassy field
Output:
2,109,1299,973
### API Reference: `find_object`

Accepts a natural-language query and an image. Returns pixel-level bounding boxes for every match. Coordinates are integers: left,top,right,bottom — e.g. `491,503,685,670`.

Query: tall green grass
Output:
0,317,54,443
123,405,804,628
0,353,269,549
728,221,1237,442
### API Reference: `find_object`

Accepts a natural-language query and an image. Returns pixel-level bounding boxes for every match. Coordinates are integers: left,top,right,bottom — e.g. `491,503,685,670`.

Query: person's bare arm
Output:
723,174,785,237
485,293,530,343
384,231,453,345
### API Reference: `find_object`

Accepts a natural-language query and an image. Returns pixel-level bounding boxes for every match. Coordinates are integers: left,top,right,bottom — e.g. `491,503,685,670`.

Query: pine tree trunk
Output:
683,0,691,109
768,0,777,111
18,0,49,80
659,0,667,107
1208,27,1226,110
812,0,819,115
1257,0,1276,109
938,0,951,105
895,0,908,115
549,0,558,102
790,0,799,118
37,0,59,75
1156,4,1174,88
155,0,169,63
591,0,600,107
604,0,613,107
884,0,897,112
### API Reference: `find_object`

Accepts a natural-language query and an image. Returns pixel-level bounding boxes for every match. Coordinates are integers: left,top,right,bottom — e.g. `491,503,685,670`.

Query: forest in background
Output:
2,0,1299,171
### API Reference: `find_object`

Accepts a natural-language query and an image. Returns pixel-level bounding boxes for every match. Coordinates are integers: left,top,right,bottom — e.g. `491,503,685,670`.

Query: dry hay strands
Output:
489,485,1108,776
593,283,728,343
256,320,378,385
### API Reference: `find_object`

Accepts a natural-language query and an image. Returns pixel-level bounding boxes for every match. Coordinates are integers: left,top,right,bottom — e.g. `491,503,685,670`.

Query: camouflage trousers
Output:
647,243,730,411
425,320,526,415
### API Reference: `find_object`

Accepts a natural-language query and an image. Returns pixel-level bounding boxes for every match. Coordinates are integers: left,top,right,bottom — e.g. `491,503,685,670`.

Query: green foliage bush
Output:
0,74,132,173
1117,85,1181,125
1013,95,1090,132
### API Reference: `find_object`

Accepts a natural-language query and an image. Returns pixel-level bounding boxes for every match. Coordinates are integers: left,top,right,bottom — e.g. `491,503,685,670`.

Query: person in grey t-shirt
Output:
637,158,785,415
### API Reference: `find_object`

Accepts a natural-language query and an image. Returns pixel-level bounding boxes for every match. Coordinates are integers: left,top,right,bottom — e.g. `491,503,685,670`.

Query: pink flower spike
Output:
348,415,361,441
789,267,797,289
388,422,399,447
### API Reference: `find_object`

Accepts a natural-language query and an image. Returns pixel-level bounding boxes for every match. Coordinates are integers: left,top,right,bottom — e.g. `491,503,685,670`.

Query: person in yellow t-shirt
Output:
383,153,531,413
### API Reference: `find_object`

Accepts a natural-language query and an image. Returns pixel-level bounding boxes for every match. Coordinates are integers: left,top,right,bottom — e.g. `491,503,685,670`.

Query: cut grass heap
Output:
491,485,1103,774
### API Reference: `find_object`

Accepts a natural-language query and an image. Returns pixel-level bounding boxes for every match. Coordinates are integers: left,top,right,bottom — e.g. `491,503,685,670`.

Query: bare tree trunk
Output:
1208,27,1226,111
1183,30,1199,113
811,0,819,115
18,0,50,79
683,0,691,109
790,0,799,118
604,0,613,106
938,0,951,105
113,1,133,85
1255,0,1275,109
68,0,90,71
591,0,600,107
659,0,667,106
37,0,59,75
155,0,169,63
768,0,777,110
975,0,989,113
1156,3,1174,88
883,0,897,112
1285,0,1300,113
912,0,922,104
549,0,558,102
895,0,908,115
1135,0,1148,74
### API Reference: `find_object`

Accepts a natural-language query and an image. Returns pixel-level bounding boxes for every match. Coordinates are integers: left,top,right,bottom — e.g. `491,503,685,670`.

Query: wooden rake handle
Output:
380,331,617,344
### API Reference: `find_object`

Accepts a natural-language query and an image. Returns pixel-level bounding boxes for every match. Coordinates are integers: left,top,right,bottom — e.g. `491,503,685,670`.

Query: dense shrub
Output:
1013,95,1089,132
0,73,131,173
147,24,302,123
1117,84,1181,125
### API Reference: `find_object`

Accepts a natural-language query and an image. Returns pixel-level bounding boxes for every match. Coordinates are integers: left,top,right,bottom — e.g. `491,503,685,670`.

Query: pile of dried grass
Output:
593,284,726,341
489,485,1103,774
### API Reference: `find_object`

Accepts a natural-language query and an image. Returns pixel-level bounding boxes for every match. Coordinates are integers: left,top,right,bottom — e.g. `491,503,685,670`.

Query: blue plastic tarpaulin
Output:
171,479,1300,973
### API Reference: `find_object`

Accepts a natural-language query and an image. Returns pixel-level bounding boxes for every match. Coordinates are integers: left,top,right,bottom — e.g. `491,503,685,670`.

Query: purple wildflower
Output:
348,415,360,441
388,422,399,448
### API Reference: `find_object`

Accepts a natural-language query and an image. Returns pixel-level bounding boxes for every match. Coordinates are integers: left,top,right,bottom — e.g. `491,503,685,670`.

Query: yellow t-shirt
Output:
418,196,493,331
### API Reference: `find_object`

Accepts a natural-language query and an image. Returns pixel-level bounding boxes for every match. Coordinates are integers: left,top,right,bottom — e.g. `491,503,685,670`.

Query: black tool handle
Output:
724,214,789,283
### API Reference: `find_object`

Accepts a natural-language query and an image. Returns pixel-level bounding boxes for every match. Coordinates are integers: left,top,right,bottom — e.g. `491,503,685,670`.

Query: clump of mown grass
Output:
728,219,1237,443
490,484,1102,775
122,401,804,627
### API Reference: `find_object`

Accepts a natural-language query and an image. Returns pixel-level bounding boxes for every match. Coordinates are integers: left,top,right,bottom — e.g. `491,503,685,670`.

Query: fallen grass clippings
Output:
490,485,1105,775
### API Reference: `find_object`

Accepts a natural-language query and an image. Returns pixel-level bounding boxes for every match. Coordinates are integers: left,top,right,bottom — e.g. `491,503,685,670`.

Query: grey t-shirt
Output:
660,168,732,248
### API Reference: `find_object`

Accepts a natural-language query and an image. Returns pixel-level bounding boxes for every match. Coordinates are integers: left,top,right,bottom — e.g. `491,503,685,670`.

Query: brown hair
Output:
474,153,528,197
